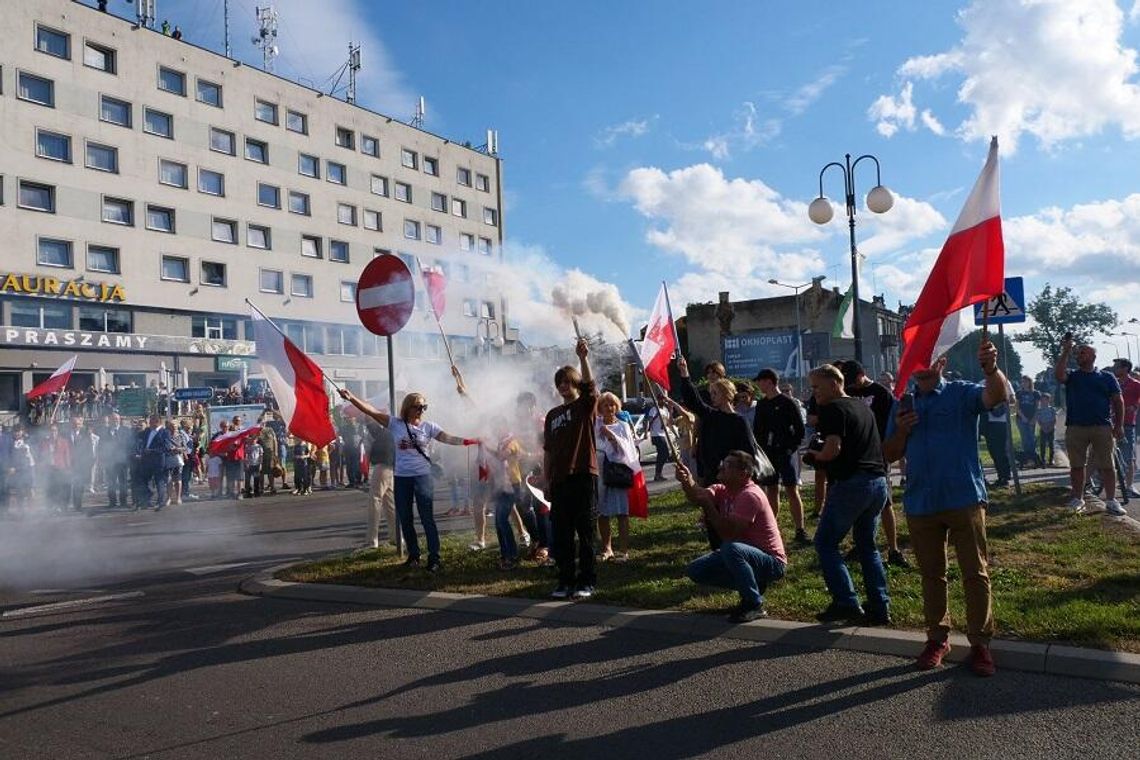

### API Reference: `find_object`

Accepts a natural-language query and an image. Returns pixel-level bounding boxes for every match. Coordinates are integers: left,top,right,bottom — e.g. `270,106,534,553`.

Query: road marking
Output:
183,562,250,576
2,591,144,619
125,522,149,527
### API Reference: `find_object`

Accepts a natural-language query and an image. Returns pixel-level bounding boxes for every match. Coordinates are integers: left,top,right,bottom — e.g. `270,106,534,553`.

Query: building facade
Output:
0,0,509,416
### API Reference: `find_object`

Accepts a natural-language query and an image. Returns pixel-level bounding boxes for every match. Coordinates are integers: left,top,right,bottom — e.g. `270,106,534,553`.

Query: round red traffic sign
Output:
355,255,415,336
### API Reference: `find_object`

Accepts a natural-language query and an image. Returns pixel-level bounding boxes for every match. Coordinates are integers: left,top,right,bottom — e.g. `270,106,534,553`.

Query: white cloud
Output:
873,0,1140,153
1004,193,1140,278
856,195,948,257
785,65,846,114
1131,1,1140,22
699,102,782,160
920,109,946,136
595,118,653,148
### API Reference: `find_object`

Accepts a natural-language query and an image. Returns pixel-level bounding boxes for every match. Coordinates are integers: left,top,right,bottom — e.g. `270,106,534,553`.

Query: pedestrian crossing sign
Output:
973,277,1026,325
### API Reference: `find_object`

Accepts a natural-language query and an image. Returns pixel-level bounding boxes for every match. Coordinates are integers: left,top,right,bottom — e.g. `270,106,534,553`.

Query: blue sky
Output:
122,0,1140,370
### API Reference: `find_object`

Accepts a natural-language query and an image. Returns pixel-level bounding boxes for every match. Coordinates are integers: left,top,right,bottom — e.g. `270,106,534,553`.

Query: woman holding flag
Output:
338,388,479,573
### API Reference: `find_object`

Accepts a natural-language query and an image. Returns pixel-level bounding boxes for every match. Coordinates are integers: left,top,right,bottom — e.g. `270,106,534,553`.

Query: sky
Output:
113,0,1140,373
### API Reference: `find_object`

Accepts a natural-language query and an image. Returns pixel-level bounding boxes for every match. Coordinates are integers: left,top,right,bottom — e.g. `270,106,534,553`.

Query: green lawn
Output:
280,483,1140,652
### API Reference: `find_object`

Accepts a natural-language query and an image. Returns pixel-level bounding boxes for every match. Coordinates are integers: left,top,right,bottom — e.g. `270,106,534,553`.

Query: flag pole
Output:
412,257,465,397
626,338,681,465
245,298,347,395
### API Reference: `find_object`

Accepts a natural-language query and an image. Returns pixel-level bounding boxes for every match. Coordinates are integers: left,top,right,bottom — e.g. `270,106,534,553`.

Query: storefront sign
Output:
0,327,256,356
1,273,125,302
722,329,799,378
215,356,251,372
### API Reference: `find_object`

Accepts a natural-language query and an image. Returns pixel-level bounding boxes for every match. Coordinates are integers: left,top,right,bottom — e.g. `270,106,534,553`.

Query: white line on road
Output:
2,591,145,619
182,562,250,576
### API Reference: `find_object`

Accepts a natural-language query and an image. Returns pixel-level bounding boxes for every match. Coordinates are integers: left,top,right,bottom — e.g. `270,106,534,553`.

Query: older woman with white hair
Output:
595,391,638,561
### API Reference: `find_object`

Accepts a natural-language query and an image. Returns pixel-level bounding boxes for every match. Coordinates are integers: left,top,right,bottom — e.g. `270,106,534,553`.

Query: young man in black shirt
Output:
804,364,891,625
753,369,809,547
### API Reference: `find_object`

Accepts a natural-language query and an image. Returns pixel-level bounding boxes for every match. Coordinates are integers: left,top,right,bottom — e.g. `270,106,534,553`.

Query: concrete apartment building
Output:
0,0,507,415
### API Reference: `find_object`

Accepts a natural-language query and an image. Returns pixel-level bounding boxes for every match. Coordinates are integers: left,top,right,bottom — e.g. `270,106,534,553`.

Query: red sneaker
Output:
968,644,995,677
916,639,952,670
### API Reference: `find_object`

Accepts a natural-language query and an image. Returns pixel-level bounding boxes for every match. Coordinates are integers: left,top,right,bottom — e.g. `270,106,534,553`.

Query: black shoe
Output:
887,549,911,568
816,602,864,624
861,606,892,626
403,556,421,568
550,585,572,600
989,479,1009,489
425,559,442,573
728,603,767,624
793,528,812,548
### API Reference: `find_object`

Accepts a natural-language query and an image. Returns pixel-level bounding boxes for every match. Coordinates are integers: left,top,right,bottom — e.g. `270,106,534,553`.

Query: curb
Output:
240,566,1140,685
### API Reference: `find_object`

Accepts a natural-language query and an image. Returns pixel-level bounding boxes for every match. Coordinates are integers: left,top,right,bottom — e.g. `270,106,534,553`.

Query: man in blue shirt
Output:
1055,339,1124,515
883,340,1008,677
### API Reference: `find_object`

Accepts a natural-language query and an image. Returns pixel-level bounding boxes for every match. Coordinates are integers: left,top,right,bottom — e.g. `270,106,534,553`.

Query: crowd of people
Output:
22,384,278,426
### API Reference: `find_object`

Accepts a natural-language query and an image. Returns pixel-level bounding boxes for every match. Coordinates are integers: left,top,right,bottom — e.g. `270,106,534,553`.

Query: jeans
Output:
1016,418,1037,463
494,491,518,561
651,435,671,479
394,474,440,563
107,463,129,507
1038,426,1055,465
551,473,597,587
983,420,1011,482
814,472,890,612
687,542,786,607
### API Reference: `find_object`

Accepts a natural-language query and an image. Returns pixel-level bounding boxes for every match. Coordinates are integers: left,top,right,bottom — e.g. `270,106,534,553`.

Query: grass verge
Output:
279,483,1140,652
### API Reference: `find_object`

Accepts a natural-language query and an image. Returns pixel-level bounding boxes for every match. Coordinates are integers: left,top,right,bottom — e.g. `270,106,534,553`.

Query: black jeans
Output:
107,463,129,507
983,420,1011,482
551,473,598,588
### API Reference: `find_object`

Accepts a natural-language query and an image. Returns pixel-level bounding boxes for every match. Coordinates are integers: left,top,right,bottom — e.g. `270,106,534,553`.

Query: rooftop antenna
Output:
410,96,426,128
252,6,280,72
135,0,156,28
479,128,499,156
223,0,231,57
347,43,361,104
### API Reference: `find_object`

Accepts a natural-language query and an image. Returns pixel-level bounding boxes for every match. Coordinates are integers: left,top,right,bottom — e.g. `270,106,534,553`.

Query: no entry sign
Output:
355,255,415,336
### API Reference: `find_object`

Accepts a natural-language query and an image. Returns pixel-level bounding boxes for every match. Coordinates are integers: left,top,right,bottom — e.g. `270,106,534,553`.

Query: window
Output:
79,307,131,333
330,240,349,262
476,173,490,192
404,219,421,240
83,41,116,73
361,135,379,157
37,238,73,267
211,217,237,244
337,203,357,226
100,95,131,127
144,108,173,138
301,235,322,258
159,159,188,188
478,237,493,256
36,129,71,162
18,181,55,212
401,148,418,169
483,207,499,226
257,183,280,208
288,191,310,216
11,302,70,329
161,255,189,282
192,316,237,340
370,174,388,196
286,110,307,134
327,325,362,355
423,156,439,176
335,126,355,149
210,127,236,155
462,299,477,317
245,138,268,164
291,274,314,298
457,167,472,186
198,168,225,196
339,281,357,302
481,301,496,319
86,142,118,173
459,232,474,252
425,224,442,245
36,26,70,59
157,66,186,96
394,182,411,203
327,162,346,185
260,269,284,294
17,71,54,106
146,205,175,233
363,209,381,231
86,245,120,274
102,196,134,226
452,198,467,218
201,261,227,287
247,224,271,249
196,79,222,107
431,192,448,213
254,100,278,124
298,153,319,178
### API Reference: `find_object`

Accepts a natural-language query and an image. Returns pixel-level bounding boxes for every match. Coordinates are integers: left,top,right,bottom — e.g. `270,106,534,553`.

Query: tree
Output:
944,329,1022,383
1015,284,1118,366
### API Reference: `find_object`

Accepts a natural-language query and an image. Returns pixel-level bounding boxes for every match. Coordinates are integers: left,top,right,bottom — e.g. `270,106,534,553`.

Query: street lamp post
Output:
769,276,826,383
1121,331,1138,364
808,154,894,363
1101,340,1122,359
475,316,501,363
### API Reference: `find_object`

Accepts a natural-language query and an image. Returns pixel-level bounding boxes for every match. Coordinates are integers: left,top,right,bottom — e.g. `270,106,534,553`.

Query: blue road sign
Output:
173,386,216,402
973,276,1026,325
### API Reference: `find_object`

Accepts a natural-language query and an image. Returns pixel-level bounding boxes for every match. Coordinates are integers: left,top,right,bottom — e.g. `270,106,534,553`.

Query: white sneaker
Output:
468,541,486,551
1066,497,1086,512
1104,499,1126,516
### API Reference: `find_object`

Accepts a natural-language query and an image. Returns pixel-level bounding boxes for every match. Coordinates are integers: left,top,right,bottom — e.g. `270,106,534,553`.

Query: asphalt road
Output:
2,482,1137,759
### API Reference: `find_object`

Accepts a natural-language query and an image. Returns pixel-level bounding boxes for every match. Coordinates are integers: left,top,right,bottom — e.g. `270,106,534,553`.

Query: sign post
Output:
975,277,1027,496
355,255,416,556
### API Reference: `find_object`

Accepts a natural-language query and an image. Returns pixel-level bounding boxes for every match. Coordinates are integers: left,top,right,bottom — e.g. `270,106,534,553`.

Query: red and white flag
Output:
638,283,677,391
250,309,336,447
895,137,1005,397
208,425,262,457
26,354,77,400
421,266,447,320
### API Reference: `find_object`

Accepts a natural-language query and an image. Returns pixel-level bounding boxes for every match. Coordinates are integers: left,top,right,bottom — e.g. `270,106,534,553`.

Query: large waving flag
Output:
638,283,677,391
250,308,336,446
895,137,1005,397
27,354,77,400
421,265,447,319
208,425,263,457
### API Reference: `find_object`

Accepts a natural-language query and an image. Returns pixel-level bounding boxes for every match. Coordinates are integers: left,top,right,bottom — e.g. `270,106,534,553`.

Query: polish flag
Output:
27,354,77,400
421,266,446,319
895,137,1005,397
208,425,262,457
250,309,336,447
638,283,677,391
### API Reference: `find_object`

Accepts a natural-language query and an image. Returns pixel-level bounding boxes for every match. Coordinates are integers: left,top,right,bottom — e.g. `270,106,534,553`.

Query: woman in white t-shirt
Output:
596,392,638,561
339,388,478,572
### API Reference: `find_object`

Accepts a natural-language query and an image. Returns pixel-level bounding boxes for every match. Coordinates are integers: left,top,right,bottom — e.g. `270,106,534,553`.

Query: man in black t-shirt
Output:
803,364,891,626
753,369,809,547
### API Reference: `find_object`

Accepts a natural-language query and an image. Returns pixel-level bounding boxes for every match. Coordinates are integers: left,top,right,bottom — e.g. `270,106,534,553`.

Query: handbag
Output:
602,456,634,489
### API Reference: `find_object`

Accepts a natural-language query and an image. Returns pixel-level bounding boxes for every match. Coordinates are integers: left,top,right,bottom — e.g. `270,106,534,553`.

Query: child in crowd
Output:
244,438,264,498
207,453,223,498
292,438,312,495
1037,394,1057,467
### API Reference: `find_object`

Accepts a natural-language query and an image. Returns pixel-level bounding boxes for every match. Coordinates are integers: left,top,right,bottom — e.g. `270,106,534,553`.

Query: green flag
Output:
833,285,855,339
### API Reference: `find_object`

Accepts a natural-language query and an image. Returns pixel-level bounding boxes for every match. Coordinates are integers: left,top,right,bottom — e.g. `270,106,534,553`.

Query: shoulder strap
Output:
401,418,434,464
